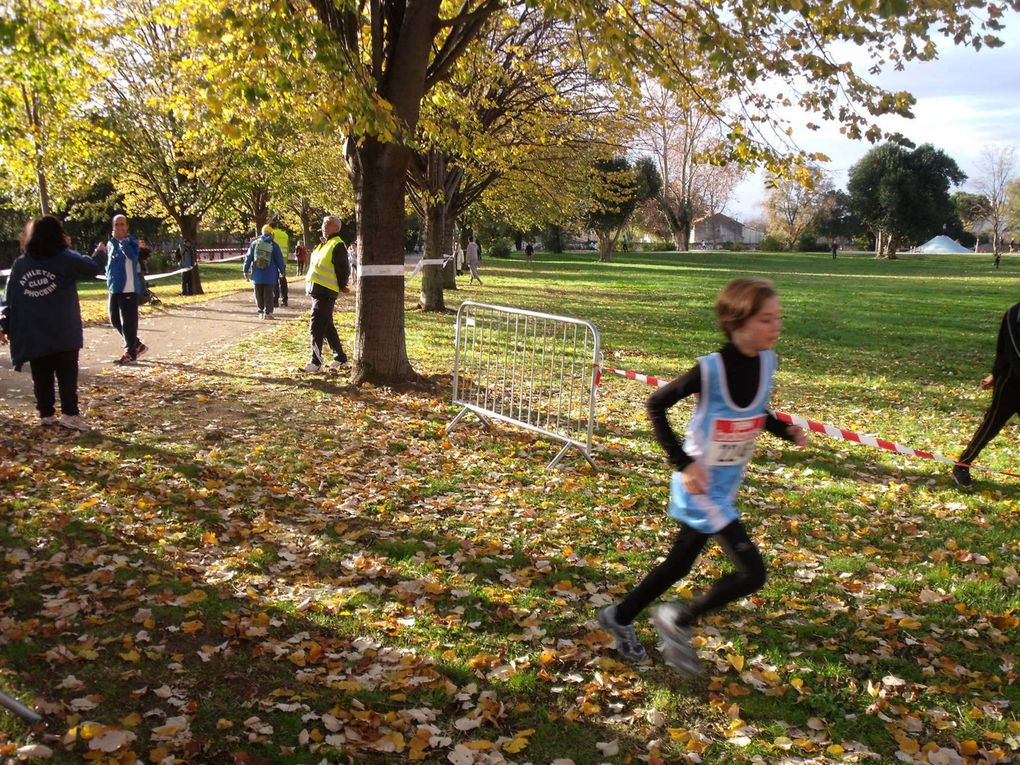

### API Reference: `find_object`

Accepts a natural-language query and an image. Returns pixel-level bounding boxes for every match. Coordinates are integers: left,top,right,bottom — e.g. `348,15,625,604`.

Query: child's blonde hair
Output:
716,277,777,338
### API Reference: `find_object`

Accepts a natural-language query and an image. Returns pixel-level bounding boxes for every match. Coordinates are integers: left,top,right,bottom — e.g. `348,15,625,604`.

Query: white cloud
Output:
728,19,1020,221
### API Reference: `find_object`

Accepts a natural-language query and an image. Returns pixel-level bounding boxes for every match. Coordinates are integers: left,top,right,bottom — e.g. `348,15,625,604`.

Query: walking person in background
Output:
106,215,147,365
525,242,534,262
176,238,196,295
301,215,350,373
294,240,308,276
272,226,290,308
243,225,287,320
952,302,1020,488
466,235,483,286
597,278,807,671
0,216,107,430
348,239,358,283
831,241,838,259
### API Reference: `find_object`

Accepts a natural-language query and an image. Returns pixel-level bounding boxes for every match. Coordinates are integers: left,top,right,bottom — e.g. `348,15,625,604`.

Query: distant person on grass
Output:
831,241,838,259
952,302,1020,488
598,277,808,672
301,215,350,373
525,242,534,262
466,235,482,286
106,214,148,365
176,238,196,295
294,240,308,275
243,225,287,320
0,216,106,431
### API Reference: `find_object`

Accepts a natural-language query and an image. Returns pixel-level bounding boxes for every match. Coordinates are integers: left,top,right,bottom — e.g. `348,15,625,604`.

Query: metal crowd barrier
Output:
447,301,600,469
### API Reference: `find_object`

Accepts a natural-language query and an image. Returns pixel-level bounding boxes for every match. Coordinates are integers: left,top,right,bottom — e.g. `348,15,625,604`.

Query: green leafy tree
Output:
585,156,661,262
93,0,244,294
848,143,966,259
202,0,1013,383
765,164,833,250
0,0,102,215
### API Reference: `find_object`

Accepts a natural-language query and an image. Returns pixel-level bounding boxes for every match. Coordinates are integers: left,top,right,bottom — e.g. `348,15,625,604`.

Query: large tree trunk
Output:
179,214,204,294
251,185,270,232
661,197,691,251
598,233,613,262
349,137,416,385
418,201,446,311
442,213,457,290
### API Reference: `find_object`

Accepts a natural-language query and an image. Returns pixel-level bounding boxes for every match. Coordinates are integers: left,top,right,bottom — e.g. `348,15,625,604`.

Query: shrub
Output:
760,236,784,252
798,234,820,252
489,237,513,259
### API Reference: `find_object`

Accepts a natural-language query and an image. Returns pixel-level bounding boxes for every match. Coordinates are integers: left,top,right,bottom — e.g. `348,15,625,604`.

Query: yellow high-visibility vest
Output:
307,236,344,292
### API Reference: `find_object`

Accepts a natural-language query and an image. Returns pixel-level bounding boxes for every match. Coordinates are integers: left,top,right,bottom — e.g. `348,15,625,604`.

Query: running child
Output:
598,277,808,671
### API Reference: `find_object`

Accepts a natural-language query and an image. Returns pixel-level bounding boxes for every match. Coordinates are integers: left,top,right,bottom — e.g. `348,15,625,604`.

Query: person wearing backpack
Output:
243,225,287,319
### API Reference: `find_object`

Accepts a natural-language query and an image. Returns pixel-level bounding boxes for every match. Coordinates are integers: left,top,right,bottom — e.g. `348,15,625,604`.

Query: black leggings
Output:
29,349,80,417
615,519,766,626
959,372,1020,466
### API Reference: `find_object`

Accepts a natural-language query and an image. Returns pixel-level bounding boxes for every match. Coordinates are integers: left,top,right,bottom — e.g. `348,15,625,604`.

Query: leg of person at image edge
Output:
279,274,289,307
303,296,348,373
110,293,142,364
600,520,765,674
953,374,1020,487
30,350,90,431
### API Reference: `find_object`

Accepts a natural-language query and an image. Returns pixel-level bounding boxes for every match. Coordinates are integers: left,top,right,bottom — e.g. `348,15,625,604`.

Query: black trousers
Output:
108,292,140,357
29,349,80,417
960,372,1020,465
181,270,192,295
253,284,274,313
309,296,345,365
616,519,766,626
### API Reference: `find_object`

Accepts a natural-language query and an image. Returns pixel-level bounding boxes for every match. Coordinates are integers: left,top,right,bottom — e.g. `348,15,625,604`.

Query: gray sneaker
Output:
652,603,701,674
598,605,647,661
661,642,704,675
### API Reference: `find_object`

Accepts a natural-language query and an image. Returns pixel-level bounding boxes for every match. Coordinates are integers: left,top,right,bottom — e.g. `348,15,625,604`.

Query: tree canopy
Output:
848,143,966,258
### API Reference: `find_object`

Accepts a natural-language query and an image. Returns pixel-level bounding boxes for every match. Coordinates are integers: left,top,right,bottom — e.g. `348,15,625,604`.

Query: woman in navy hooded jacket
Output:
0,216,106,431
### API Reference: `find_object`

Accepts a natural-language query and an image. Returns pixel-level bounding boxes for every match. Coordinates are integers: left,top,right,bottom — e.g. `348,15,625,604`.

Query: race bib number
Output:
704,415,766,466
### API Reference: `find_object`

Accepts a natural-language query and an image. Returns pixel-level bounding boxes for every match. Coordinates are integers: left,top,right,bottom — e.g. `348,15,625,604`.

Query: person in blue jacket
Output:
0,216,106,430
243,225,287,319
105,214,147,364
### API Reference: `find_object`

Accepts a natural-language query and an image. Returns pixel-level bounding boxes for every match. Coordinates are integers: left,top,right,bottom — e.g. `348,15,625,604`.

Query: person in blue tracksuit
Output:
104,214,148,364
0,216,106,430
243,225,287,319
598,277,808,672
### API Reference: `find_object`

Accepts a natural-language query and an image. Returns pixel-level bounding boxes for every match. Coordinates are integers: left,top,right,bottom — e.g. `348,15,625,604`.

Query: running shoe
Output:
39,415,59,425
300,362,322,373
597,605,647,662
58,414,90,432
951,466,973,487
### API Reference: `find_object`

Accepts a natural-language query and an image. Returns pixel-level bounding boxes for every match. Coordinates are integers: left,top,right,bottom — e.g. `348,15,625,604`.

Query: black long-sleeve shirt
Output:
647,343,794,471
992,303,1020,379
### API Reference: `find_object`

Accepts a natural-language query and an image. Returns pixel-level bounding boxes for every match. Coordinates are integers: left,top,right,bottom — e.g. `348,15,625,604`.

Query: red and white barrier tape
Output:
598,364,1020,479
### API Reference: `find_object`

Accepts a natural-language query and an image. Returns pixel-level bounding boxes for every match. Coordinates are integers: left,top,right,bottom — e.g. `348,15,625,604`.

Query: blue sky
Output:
730,21,1020,221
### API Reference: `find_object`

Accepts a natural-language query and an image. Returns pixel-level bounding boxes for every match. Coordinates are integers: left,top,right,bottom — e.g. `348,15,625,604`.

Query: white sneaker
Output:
264,313,275,320
58,414,91,432
40,415,59,425
327,360,349,371
300,362,322,373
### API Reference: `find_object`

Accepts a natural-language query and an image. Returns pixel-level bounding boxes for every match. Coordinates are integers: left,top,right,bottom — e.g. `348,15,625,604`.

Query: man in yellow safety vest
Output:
301,215,351,373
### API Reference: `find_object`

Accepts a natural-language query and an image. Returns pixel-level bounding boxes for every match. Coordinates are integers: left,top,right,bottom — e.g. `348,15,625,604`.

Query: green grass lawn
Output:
77,261,255,324
1,249,1018,764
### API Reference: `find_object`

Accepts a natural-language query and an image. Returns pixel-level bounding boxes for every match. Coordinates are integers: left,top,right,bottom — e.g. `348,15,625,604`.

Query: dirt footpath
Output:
0,279,313,413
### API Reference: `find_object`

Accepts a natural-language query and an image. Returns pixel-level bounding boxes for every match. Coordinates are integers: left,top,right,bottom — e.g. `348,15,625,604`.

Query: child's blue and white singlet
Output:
667,349,776,534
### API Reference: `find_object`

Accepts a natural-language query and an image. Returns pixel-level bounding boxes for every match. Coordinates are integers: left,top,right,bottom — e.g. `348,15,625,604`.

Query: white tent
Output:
911,235,973,254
